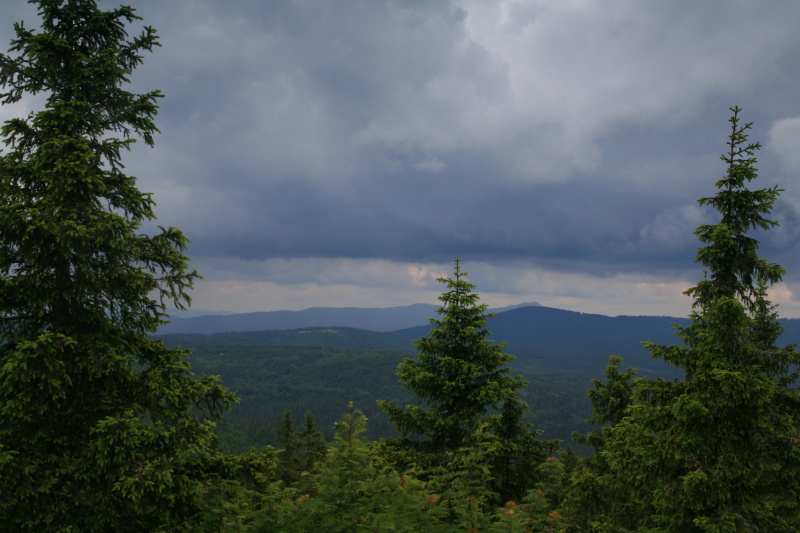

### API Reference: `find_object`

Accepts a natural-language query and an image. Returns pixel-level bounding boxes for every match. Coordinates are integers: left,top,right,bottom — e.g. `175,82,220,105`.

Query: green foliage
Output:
162,326,416,353
423,426,501,528
275,410,301,483
572,355,638,454
379,258,524,451
0,2,235,530
194,448,281,533
379,258,556,503
168,340,418,450
564,356,640,530
257,405,431,532
160,332,594,453
300,410,328,467
573,108,800,532
275,409,327,484
252,406,567,532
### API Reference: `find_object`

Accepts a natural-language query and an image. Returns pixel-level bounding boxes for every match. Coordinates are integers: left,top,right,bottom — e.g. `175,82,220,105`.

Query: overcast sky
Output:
3,1,800,318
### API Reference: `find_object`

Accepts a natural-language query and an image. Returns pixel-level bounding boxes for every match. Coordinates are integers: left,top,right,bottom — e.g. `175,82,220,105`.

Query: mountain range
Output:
159,301,542,334
159,303,800,383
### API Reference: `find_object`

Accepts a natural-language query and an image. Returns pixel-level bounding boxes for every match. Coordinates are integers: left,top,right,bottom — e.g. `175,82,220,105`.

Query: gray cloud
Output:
3,0,800,315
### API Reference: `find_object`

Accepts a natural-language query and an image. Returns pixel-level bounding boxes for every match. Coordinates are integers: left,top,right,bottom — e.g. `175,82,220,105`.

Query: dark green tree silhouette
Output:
0,2,233,530
276,409,302,483
299,410,327,470
276,409,327,483
582,107,800,532
565,356,640,530
378,257,555,501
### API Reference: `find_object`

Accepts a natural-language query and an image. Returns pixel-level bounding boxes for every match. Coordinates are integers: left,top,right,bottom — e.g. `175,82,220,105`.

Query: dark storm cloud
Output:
3,0,800,314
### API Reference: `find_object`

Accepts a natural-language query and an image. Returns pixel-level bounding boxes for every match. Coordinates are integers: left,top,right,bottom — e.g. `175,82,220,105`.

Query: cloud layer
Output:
3,0,800,317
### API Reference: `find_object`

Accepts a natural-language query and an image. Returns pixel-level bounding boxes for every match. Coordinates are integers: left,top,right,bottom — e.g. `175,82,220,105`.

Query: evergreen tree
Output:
0,2,233,530
571,355,638,456
299,410,327,470
378,257,554,501
586,107,800,532
565,356,640,530
276,409,326,483
276,409,301,483
262,405,430,532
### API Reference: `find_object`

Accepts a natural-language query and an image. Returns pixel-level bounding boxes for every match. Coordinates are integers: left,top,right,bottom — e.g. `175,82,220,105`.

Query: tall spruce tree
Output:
0,2,233,530
378,257,554,501
585,108,800,532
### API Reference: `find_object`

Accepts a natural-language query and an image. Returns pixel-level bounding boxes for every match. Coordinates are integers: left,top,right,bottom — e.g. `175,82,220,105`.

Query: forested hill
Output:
164,301,800,344
394,305,692,345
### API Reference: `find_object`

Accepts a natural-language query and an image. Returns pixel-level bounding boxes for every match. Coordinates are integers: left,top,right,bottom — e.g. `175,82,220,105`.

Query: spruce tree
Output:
276,409,301,483
565,356,640,530
0,2,233,530
276,410,326,484
299,410,327,471
572,355,638,454
378,257,554,501
588,108,800,532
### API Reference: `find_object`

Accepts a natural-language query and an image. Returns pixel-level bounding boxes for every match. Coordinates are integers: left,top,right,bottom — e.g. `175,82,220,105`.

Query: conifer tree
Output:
378,257,554,501
259,405,424,532
276,409,326,483
276,409,301,483
572,355,638,454
565,356,640,530
299,410,327,470
0,2,233,530
588,108,800,532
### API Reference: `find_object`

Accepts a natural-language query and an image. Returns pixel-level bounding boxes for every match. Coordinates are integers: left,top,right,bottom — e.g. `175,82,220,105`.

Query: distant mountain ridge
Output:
159,302,542,334
159,303,438,334
393,306,692,345
159,304,800,382
161,302,800,347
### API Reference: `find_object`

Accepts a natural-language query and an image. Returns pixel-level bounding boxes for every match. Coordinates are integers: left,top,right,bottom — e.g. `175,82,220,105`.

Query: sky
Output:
2,0,800,318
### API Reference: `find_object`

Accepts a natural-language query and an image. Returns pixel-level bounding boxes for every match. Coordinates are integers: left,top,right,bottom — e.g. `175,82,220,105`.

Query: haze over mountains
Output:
162,302,800,349
160,302,542,334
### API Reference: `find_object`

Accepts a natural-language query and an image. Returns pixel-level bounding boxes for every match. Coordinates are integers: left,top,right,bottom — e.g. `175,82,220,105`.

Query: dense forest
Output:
159,310,800,455
155,320,647,453
162,320,599,451
2,2,800,531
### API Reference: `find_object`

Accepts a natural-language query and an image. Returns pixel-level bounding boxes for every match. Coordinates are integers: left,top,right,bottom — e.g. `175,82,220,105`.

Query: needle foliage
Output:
379,258,556,503
571,108,800,532
0,2,234,530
